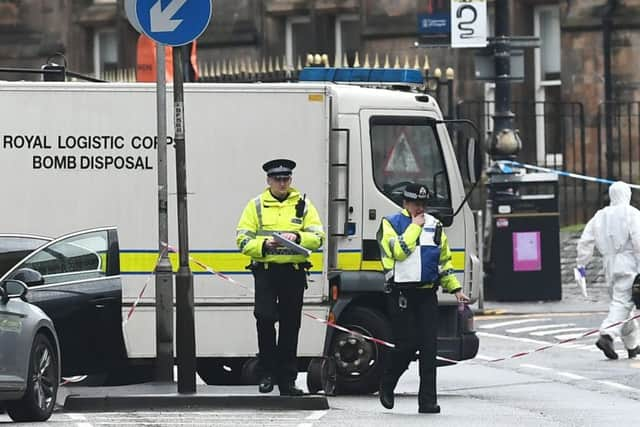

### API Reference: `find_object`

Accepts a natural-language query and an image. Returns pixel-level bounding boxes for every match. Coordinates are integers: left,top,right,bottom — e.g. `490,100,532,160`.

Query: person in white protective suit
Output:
576,181,640,359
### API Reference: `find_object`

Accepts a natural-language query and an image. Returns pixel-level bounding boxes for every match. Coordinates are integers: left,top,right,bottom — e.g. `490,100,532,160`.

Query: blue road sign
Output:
136,0,212,46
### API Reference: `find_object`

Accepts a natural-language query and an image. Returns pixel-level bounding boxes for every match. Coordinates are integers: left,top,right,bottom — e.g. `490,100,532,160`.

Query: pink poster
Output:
512,231,541,272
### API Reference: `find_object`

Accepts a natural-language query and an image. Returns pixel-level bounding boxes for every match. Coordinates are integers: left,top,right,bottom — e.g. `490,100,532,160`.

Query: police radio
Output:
295,194,306,218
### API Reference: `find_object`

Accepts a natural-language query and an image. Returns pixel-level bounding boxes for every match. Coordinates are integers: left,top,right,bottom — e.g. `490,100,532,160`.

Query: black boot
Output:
596,335,618,360
419,404,441,414
279,381,304,396
258,375,274,393
379,381,394,409
628,346,640,359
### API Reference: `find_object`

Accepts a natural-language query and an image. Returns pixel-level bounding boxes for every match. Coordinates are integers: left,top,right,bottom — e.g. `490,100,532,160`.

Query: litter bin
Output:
485,172,561,301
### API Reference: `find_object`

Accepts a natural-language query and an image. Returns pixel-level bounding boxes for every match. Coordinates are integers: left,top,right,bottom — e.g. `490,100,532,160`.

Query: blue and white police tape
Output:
497,160,640,190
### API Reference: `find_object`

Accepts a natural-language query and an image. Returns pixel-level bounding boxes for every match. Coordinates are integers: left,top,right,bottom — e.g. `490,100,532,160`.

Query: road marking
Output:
298,424,313,427
305,411,328,420
477,331,551,346
520,363,552,371
557,371,587,380
507,323,575,333
531,327,589,337
479,318,551,329
598,380,639,392
67,414,87,420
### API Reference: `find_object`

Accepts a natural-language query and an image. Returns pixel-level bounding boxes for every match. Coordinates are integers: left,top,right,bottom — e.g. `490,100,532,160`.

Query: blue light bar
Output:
298,67,424,85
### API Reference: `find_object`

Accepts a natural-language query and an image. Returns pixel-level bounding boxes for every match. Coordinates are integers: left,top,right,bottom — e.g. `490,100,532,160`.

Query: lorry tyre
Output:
306,357,337,395
197,358,245,385
6,333,59,422
330,306,391,395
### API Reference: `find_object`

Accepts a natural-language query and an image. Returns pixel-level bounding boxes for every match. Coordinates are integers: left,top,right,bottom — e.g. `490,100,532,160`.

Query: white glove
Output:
574,266,588,297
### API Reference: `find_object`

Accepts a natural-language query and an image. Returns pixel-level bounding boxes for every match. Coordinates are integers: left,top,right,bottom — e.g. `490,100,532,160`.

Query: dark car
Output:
0,227,126,377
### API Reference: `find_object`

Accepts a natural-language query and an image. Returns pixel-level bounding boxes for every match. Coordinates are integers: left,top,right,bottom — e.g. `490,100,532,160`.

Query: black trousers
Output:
252,263,306,384
382,286,439,407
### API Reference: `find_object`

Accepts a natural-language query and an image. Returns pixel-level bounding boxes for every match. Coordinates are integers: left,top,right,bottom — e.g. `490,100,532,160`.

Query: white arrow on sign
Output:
150,0,187,32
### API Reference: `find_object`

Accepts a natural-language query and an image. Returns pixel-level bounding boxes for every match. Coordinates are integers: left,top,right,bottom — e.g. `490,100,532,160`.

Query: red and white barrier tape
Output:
437,311,640,365
303,312,395,348
122,247,168,326
162,242,254,293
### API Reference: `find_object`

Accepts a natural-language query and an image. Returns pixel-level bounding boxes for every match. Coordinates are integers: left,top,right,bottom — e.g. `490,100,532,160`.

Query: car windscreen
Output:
0,237,50,277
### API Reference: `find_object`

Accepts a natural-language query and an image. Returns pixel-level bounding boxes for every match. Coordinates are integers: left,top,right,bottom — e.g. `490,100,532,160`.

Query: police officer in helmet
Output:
236,159,325,395
377,183,469,414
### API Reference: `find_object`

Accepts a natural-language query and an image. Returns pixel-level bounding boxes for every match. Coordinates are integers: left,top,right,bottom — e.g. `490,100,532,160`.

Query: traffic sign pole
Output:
154,43,174,384
173,46,196,394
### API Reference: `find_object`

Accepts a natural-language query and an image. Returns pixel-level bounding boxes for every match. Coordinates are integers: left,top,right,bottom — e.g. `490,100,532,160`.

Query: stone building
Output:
2,0,639,224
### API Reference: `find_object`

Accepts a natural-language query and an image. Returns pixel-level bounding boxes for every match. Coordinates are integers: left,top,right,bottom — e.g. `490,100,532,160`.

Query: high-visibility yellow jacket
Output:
377,209,461,292
236,187,325,264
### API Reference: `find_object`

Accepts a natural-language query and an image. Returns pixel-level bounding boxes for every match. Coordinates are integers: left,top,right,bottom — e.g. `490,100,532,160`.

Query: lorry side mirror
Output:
466,137,483,184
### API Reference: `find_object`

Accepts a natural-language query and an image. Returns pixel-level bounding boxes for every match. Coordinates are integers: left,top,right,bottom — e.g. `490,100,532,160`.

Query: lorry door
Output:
359,112,453,244
0,227,125,376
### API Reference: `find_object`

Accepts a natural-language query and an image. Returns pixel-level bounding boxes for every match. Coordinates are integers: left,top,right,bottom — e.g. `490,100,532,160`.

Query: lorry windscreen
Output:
369,116,450,207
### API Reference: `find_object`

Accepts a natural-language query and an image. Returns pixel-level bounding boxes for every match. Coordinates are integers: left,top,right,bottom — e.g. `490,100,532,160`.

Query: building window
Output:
534,5,562,165
335,14,359,67
286,16,311,69
93,29,117,78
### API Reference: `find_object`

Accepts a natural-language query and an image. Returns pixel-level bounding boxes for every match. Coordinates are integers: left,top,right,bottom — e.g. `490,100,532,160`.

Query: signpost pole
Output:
172,46,196,394
154,43,174,383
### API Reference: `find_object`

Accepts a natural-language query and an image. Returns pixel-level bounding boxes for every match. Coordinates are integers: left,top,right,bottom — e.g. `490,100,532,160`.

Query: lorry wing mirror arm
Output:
435,119,484,218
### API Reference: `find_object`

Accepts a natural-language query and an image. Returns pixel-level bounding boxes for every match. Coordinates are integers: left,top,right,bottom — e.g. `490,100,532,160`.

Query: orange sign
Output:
136,35,199,82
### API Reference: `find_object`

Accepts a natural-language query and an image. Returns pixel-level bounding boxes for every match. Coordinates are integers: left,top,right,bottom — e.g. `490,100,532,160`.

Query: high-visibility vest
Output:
386,212,441,284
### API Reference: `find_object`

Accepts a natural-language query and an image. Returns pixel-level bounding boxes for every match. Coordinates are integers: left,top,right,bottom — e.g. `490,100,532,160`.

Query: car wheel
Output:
6,333,59,422
330,306,392,395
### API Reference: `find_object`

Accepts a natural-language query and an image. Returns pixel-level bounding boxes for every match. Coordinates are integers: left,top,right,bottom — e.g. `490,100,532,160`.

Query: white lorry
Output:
0,68,480,394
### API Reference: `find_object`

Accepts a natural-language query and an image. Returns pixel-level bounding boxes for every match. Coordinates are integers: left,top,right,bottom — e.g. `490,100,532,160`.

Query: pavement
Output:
57,383,329,412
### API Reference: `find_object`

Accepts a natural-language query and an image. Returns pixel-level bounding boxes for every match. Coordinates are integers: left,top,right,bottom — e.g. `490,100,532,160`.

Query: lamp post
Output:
487,0,521,161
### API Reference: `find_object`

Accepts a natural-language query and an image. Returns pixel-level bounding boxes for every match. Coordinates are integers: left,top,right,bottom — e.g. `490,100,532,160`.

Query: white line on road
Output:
305,410,328,420
520,363,552,371
531,327,589,336
478,318,551,329
477,331,551,346
598,380,640,392
507,323,575,333
297,424,313,427
557,371,587,380
67,414,87,420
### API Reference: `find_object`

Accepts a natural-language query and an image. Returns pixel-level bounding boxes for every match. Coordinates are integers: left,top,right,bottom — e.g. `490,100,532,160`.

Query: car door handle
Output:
91,296,116,309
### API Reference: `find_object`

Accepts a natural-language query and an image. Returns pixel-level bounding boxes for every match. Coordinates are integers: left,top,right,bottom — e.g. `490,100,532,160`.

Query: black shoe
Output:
419,404,441,414
596,335,619,360
258,376,274,393
628,346,640,359
279,382,304,396
379,382,394,409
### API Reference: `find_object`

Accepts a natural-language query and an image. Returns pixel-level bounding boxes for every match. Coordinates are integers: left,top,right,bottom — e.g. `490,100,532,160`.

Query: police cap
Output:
262,158,296,177
403,183,429,203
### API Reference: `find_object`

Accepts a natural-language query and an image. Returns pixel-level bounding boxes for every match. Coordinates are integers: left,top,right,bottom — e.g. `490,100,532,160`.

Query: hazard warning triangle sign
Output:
383,133,421,174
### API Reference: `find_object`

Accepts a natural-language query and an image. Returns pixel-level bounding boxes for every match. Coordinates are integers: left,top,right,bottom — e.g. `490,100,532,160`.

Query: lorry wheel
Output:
6,333,59,422
306,357,337,395
330,306,391,395
197,358,245,385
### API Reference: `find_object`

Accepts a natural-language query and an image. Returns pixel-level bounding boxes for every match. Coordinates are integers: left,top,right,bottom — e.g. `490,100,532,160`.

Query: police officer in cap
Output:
377,183,469,414
236,159,325,395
